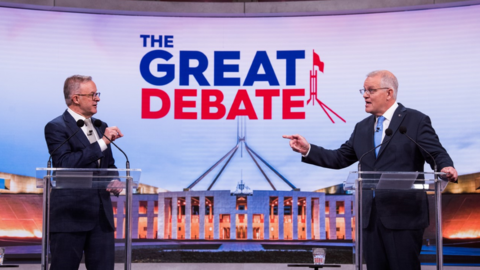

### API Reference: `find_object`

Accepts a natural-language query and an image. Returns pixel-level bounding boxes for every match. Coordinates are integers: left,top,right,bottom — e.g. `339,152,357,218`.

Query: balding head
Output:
366,70,398,100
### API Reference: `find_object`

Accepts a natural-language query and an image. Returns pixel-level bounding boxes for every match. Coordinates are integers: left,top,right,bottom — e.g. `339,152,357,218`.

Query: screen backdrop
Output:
0,5,478,191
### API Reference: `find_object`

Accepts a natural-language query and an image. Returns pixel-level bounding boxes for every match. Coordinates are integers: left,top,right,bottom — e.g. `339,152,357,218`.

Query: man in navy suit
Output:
45,75,124,270
284,70,457,270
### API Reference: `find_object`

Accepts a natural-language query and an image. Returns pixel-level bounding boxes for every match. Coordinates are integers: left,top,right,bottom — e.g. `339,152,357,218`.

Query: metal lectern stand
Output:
344,171,448,270
36,168,141,270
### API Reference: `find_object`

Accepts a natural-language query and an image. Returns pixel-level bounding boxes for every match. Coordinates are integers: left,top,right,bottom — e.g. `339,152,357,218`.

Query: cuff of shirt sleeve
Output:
98,138,107,152
302,144,311,158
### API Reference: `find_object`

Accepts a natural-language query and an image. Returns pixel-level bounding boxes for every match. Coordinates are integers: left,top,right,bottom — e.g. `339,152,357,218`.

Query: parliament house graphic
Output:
0,117,478,242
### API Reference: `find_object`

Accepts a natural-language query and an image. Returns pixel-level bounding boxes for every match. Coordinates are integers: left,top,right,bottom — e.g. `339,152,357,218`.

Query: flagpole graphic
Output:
308,50,346,123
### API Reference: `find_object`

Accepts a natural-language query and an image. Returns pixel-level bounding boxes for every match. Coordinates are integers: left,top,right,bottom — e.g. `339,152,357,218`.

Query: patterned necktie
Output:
374,116,385,157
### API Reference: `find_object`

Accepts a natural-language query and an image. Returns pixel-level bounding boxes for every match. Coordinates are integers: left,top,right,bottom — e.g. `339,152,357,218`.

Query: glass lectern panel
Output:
36,167,140,270
345,171,448,270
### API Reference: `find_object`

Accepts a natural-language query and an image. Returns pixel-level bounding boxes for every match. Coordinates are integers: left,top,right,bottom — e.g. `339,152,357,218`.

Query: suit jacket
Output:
303,103,454,230
45,110,116,232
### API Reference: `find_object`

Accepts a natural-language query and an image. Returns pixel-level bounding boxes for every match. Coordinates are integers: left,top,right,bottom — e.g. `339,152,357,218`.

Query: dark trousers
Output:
363,200,424,270
50,209,114,270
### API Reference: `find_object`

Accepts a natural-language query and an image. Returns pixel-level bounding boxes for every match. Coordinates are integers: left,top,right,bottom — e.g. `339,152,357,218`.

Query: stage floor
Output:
3,263,478,270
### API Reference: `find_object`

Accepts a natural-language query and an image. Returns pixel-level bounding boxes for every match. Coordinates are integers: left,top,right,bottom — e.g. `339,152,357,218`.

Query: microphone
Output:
94,119,128,196
399,126,437,173
93,119,130,169
47,119,85,168
357,128,393,173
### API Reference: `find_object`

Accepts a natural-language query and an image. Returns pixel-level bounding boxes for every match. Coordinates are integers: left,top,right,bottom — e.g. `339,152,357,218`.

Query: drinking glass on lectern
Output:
313,247,326,265
0,247,5,265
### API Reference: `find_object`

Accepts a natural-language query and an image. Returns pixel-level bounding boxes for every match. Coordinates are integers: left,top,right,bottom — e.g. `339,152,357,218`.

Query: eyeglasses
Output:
76,92,101,100
359,88,389,95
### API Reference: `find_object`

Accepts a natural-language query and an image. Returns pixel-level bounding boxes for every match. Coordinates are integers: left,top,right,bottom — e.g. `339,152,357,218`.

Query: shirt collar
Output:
67,108,87,122
67,108,94,128
379,102,398,122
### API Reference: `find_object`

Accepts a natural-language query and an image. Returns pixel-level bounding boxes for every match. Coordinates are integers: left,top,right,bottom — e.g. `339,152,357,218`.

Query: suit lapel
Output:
62,110,89,148
357,115,377,163
365,115,376,151
376,103,407,158
92,117,106,168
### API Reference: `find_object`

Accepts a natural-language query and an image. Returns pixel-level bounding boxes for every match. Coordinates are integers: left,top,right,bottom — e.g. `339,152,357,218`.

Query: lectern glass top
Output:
35,168,141,189
344,171,448,191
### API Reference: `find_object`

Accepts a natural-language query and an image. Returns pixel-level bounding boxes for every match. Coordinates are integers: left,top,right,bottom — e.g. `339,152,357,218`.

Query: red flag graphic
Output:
313,50,324,73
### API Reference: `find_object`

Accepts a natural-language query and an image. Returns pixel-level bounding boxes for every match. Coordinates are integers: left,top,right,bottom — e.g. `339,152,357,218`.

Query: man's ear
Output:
386,88,393,99
72,95,79,105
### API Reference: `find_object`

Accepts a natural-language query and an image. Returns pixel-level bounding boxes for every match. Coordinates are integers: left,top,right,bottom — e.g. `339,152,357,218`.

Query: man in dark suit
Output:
284,70,457,270
45,75,124,270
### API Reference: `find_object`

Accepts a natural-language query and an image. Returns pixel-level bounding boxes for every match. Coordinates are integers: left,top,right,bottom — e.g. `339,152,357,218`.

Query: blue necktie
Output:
374,116,385,157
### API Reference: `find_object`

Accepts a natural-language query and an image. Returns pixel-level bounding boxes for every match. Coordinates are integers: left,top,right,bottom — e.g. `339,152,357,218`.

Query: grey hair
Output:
64,75,92,106
367,70,398,99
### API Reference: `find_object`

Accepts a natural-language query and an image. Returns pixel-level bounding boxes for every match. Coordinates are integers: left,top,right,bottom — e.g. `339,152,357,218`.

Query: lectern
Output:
36,168,141,270
344,171,448,270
